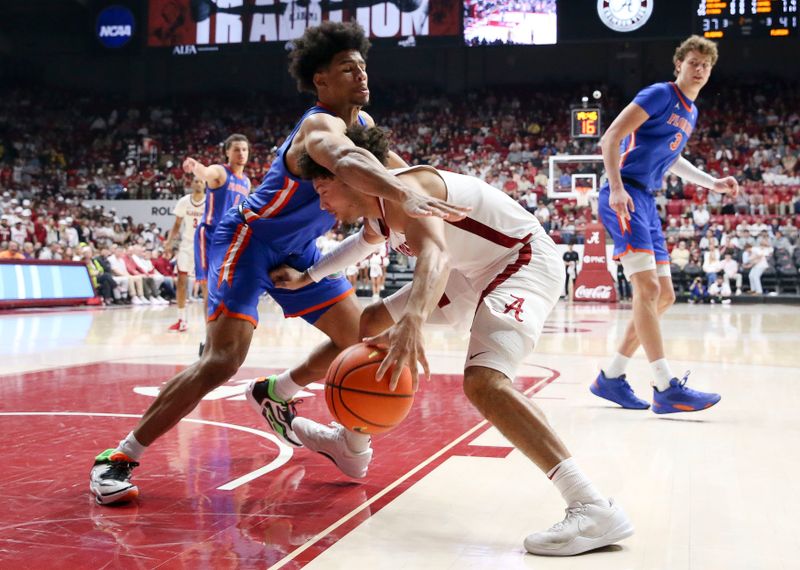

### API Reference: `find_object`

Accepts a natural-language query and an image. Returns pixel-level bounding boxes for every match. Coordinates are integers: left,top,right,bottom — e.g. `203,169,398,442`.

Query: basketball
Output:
325,343,414,435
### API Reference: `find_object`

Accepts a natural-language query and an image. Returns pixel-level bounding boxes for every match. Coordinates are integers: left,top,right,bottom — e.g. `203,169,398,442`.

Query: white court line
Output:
267,366,558,570
0,411,293,490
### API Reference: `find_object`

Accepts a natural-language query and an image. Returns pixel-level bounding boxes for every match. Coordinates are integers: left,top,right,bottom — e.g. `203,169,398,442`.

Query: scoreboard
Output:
695,0,798,37
571,108,601,139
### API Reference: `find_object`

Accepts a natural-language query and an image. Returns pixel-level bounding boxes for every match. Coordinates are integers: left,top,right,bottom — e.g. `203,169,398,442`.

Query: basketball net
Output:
575,185,591,208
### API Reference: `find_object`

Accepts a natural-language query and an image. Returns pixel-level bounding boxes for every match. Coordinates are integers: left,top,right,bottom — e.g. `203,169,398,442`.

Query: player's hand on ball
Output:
269,266,310,290
403,189,471,222
182,157,198,174
609,186,635,223
364,315,429,392
713,176,739,197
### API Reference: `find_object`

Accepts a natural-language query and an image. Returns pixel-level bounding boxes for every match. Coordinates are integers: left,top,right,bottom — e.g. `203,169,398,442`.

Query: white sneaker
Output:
131,296,143,305
524,498,633,556
292,417,373,478
154,296,167,305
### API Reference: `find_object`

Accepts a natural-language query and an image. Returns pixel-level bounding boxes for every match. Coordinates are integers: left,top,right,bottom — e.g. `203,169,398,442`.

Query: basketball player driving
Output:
270,124,635,557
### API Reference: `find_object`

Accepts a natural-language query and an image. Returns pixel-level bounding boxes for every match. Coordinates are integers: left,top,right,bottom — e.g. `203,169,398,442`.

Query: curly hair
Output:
673,35,718,76
297,125,390,179
288,21,371,94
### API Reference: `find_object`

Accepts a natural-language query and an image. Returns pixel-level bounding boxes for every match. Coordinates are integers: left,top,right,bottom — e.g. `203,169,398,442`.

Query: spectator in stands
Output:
679,217,695,240
664,174,683,199
151,248,177,301
693,203,710,233
21,242,35,259
744,238,772,295
698,230,715,251
702,246,723,285
128,245,166,304
563,243,579,298
534,202,551,233
95,246,126,304
83,245,116,304
665,217,681,241
671,240,690,270
772,230,793,253
38,241,63,260
108,244,147,304
721,252,743,295
0,241,24,259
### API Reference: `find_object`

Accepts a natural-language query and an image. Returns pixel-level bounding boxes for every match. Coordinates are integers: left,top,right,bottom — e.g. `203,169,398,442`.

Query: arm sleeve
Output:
632,83,672,118
669,156,717,189
307,228,385,283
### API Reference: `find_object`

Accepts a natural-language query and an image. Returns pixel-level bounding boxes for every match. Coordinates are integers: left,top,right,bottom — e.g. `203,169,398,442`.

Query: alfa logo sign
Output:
97,6,135,48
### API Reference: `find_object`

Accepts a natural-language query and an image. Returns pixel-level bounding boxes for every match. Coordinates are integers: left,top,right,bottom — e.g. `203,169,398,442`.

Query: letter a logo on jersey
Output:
503,295,525,322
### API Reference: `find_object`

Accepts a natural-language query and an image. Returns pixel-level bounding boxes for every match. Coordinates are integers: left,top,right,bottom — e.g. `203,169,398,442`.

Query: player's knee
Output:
198,345,245,386
359,302,388,338
634,273,661,303
659,286,676,311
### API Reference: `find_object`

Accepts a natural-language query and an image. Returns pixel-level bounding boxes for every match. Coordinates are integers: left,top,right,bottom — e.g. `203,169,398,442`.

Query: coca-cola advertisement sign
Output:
573,223,617,303
575,285,613,300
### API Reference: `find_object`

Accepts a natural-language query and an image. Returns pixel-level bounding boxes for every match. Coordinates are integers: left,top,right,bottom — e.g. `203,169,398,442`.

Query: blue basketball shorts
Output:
206,211,353,327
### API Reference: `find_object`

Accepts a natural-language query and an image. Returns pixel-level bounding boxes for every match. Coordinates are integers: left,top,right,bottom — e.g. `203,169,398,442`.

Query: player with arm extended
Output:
271,125,634,556
590,35,738,414
89,22,468,506
164,175,206,332
184,134,251,337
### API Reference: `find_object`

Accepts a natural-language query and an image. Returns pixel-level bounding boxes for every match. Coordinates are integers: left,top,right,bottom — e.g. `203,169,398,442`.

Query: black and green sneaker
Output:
246,376,302,447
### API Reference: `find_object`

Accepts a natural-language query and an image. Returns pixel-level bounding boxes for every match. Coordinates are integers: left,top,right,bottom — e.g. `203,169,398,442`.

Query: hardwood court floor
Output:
1,299,798,569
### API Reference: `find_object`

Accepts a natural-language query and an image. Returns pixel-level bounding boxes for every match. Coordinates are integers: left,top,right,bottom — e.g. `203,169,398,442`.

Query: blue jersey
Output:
619,82,698,193
203,165,251,231
240,105,366,253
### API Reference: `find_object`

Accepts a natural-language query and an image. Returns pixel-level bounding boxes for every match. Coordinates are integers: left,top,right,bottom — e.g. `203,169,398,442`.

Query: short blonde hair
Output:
673,35,718,76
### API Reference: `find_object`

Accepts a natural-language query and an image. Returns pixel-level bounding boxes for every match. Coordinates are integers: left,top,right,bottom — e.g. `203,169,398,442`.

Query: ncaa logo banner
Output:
147,0,460,47
97,6,136,48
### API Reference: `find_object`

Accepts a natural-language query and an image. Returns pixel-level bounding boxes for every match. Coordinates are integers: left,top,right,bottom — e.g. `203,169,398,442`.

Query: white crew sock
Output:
116,431,146,461
547,457,607,507
273,370,304,402
650,358,674,391
603,352,631,379
177,308,186,322
344,429,371,454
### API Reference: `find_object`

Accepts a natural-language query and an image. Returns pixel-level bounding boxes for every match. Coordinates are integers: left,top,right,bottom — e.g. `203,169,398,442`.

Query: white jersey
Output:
366,166,547,290
173,194,206,252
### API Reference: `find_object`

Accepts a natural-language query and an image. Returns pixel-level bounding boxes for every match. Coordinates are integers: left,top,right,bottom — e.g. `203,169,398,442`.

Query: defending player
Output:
89,22,467,506
164,176,206,332
185,134,251,325
271,125,634,556
590,36,738,413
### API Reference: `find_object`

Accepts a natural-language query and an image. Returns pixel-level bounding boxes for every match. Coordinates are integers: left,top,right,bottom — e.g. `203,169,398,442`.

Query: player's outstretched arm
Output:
270,224,385,290
365,213,450,392
301,113,469,221
600,102,649,222
669,156,739,197
182,158,226,189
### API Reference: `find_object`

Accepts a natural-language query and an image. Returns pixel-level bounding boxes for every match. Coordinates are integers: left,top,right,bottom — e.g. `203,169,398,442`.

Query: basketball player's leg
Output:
90,218,267,504
465,242,632,556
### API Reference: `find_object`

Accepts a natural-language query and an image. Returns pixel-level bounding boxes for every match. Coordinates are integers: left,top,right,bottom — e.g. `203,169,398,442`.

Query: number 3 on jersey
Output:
669,132,683,151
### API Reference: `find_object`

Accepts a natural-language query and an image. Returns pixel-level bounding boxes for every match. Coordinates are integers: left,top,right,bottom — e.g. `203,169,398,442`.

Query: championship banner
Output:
573,222,616,303
147,0,460,47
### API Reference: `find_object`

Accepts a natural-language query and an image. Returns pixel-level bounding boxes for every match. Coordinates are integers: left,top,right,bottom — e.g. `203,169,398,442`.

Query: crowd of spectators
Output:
1,78,799,302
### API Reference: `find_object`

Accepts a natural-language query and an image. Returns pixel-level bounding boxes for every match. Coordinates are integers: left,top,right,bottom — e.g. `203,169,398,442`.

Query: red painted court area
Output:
0,363,556,568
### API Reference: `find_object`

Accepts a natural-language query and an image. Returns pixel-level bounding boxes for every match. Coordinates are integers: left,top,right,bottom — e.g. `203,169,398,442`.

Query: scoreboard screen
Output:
571,108,601,139
695,1,798,38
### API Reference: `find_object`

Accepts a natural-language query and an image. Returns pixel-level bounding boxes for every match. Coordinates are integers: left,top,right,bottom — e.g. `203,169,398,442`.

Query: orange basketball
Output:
325,342,414,435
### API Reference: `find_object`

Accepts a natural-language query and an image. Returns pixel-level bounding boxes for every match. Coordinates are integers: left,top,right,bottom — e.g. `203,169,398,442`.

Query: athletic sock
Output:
548,457,607,507
650,358,674,391
603,352,631,379
344,429,371,454
177,308,186,322
116,431,146,461
273,370,303,402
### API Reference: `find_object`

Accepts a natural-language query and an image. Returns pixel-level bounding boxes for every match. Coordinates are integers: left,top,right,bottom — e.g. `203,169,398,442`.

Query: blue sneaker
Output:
652,372,721,414
590,371,650,410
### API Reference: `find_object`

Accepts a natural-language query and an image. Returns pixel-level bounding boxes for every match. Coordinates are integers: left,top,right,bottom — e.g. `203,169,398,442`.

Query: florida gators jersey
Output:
619,82,698,193
241,105,367,253
203,165,250,230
